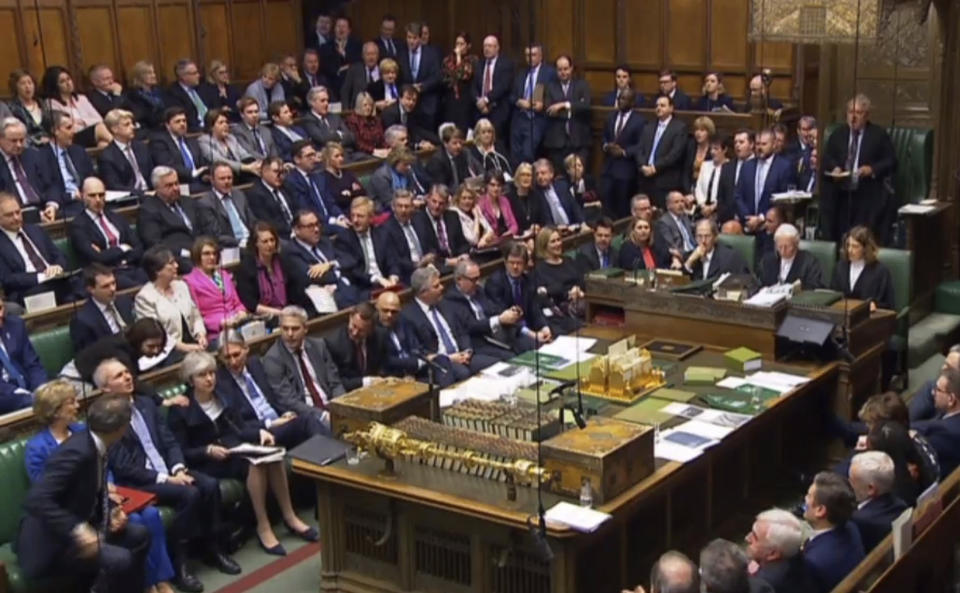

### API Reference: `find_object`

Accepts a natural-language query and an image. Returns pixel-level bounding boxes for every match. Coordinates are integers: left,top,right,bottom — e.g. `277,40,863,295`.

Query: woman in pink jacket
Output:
183,236,249,342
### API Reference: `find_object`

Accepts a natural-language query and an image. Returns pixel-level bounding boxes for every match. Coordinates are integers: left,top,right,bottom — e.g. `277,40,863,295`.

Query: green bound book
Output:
724,347,762,373
651,387,698,402
683,366,727,385
614,397,676,425
702,392,764,415
587,267,625,279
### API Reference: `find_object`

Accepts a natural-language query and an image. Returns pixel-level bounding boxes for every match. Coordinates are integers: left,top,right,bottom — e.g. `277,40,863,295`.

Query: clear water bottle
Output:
579,477,593,508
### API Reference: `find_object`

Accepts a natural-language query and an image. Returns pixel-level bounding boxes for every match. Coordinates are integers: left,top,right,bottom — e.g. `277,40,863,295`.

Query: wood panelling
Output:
264,0,300,59
21,7,70,78
116,5,155,75
0,8,23,81
230,0,264,79
156,3,194,81
542,0,574,56
197,2,230,66
667,0,707,69
75,6,116,71
624,1,662,67
583,0,616,65
710,0,747,70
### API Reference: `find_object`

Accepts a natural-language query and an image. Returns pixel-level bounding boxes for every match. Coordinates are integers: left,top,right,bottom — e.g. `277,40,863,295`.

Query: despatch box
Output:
329,380,433,438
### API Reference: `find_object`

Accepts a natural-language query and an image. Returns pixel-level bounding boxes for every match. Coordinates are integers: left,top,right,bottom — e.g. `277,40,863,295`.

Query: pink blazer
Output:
183,267,247,338
478,193,520,237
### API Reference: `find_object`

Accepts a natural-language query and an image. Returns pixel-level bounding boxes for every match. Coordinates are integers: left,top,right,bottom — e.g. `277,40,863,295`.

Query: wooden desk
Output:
899,202,952,318
583,279,895,419
293,330,839,593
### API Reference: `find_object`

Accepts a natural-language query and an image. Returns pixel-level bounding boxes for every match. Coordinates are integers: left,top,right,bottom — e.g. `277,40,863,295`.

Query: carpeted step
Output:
907,313,960,368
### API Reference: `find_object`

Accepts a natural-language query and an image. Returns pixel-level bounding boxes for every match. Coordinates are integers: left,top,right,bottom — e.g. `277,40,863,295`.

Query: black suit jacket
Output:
214,356,283,428
269,125,309,162
412,209,469,259
325,324,389,391
380,216,424,283
234,250,298,313
658,89,693,111
125,88,165,130
636,117,689,192
759,250,825,289
87,89,126,116
484,268,549,332
831,259,896,310
285,237,364,310
0,223,69,303
149,131,207,183
543,79,592,149
602,110,646,180
532,180,584,226
109,395,187,486
319,37,363,99
821,122,896,194
167,390,260,465
379,102,439,146
712,160,739,224
397,45,442,118
686,243,750,281
853,493,909,551
754,556,817,593
400,298,471,354
338,226,400,287
300,111,357,153
442,286,523,354
380,319,420,376
69,295,135,353
39,143,95,205
246,181,296,237
17,430,108,577
0,146,61,208
163,83,206,132
617,240,672,271
576,242,618,273
137,195,203,257
472,56,515,128
375,37,400,59
68,208,144,268
98,140,154,192
424,149,475,190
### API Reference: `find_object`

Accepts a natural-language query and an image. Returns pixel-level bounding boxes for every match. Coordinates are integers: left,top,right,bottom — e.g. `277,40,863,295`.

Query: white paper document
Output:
544,501,611,532
655,439,704,463
898,203,936,215
439,375,518,407
105,190,134,202
538,335,596,358
716,376,748,389
674,419,733,440
305,285,338,314
661,403,752,429
743,371,809,394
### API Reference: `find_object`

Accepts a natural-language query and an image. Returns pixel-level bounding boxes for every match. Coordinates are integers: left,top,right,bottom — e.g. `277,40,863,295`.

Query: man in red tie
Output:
474,35,514,142
324,302,390,391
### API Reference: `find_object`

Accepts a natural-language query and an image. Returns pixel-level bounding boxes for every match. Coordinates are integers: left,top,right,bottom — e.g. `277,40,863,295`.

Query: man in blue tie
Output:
164,59,208,132
735,129,795,238
636,95,688,208
286,209,365,312
399,21,440,127
149,107,209,188
0,295,47,413
42,111,94,217
654,191,695,268
510,43,555,165
576,217,617,273
283,139,348,234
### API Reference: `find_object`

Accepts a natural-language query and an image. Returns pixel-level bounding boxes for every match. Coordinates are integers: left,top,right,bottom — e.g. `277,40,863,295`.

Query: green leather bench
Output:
877,248,913,378
51,237,80,271
29,326,74,378
799,239,838,285
717,233,756,274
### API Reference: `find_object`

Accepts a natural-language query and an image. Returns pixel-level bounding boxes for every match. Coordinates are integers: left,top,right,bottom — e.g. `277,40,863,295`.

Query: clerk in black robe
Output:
758,223,825,289
830,226,895,310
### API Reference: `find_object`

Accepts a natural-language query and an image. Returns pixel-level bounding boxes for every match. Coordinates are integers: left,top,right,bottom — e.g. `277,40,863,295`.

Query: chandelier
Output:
748,0,881,44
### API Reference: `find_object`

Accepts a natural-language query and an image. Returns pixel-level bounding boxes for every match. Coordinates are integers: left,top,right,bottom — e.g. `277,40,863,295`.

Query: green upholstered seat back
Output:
359,174,373,194
29,326,75,377
612,234,624,251
799,239,838,285
0,438,30,544
876,248,913,313
52,237,79,270
717,234,756,274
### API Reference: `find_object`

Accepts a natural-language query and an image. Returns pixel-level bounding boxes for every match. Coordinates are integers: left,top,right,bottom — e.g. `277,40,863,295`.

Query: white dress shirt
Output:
849,259,866,290
415,297,457,355
2,227,48,279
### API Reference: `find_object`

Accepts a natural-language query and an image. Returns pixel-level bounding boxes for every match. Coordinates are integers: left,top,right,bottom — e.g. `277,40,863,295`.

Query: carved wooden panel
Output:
21,7,69,76
116,5,156,77
75,6,116,71
0,8,23,80
231,1,264,80
584,0,616,64
667,0,706,69
624,1,662,67
264,1,299,59
542,0,574,56
198,3,230,69
156,3,194,83
710,0,748,71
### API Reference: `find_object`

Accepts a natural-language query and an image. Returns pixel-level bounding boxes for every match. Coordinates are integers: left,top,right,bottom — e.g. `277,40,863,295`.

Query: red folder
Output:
114,486,157,514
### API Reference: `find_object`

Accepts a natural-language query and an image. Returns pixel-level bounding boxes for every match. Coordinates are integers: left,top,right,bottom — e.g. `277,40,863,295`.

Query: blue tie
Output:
130,408,170,475
430,308,457,353
391,331,408,358
0,342,26,389
242,371,278,422
308,177,329,219
648,122,666,166
410,50,419,80
222,195,249,243
601,252,609,268
173,203,193,232
58,148,78,195
676,216,694,252
178,137,196,170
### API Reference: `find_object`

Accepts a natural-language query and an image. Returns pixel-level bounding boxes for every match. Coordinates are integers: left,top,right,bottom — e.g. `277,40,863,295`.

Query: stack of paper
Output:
439,375,523,407
743,371,809,394
544,501,611,532
661,402,752,428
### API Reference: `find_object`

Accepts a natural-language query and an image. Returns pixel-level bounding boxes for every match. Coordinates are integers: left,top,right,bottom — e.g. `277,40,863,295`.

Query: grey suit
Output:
262,336,346,420
340,63,377,112
654,212,695,254
301,111,364,159
230,122,277,160
196,188,256,247
196,133,257,175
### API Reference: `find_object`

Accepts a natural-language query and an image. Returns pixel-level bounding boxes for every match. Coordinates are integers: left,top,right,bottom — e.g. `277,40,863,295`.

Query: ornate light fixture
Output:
748,0,882,44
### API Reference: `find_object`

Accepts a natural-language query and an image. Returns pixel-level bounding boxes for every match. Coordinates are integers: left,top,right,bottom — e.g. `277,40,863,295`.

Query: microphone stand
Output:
412,351,445,420
527,333,554,561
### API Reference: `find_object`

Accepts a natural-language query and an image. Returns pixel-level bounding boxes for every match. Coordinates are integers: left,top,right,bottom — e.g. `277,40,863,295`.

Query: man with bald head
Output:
67,176,147,288
341,41,381,109
734,128,796,236
474,35,514,139
820,93,896,242
742,74,783,113
621,550,699,593
376,290,460,387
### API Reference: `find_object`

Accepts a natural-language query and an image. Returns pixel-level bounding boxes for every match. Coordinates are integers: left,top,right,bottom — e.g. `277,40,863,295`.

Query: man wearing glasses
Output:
682,219,749,281
246,157,296,236
655,69,692,111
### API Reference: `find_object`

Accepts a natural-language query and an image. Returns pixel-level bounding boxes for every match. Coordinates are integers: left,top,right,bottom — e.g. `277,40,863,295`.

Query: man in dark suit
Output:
509,43,556,166
284,140,348,231
402,266,498,378
306,13,332,52
0,117,60,223
849,451,910,551
100,109,153,193
325,302,390,391
682,219,749,281
790,115,818,180
398,21,442,127
746,508,817,593
70,264,136,353
247,157,295,236
656,69,693,111
287,210,364,311
99,359,238,590
758,223,825,289
601,89,645,218
655,191,696,263
69,177,147,288
474,35,514,140
636,95,688,209
319,16,363,100
577,217,618,273
381,190,432,283
340,196,400,290
717,130,755,226
802,472,865,593
217,330,318,450
735,129,796,236
300,87,365,161
374,291,431,382
375,14,400,59
0,193,82,306
913,368,960,479
424,127,474,191
87,64,128,116
231,98,277,160
341,42,381,111
532,158,584,228
163,59,208,132
380,85,439,148
543,55,591,173
262,306,346,434
150,107,209,187
268,101,309,162
136,166,204,270
484,242,553,343
16,394,149,593
444,259,535,359
0,296,47,413
196,162,255,248
412,185,470,273
820,94,897,243
40,111,94,217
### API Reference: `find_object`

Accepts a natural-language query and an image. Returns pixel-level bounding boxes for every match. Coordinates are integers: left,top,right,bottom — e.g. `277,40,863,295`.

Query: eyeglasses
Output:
463,275,481,283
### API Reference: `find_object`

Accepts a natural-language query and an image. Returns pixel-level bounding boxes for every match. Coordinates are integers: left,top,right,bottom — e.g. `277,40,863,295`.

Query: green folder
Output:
510,351,570,371
702,392,764,415
724,347,762,373
683,366,727,385
791,290,842,308
614,397,676,425
651,387,698,402
587,267,625,279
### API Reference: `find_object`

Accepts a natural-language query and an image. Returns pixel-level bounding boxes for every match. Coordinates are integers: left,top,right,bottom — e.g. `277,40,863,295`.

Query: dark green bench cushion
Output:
29,326,74,378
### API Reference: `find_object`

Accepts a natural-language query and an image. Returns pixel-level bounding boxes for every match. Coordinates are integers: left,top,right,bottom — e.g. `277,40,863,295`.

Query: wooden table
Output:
584,279,896,419
292,327,840,593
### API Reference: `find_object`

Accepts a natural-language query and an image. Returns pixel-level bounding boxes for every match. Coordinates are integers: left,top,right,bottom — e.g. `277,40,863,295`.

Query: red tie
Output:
483,60,493,96
98,214,118,248
297,350,326,410
355,340,366,374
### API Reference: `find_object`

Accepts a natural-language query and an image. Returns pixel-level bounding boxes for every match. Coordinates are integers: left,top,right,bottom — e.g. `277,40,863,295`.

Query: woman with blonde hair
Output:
368,58,401,110
533,226,583,332
467,118,512,178
451,183,496,249
199,59,241,119
320,141,366,210
694,72,734,112
506,162,537,232
345,91,387,157
126,60,165,129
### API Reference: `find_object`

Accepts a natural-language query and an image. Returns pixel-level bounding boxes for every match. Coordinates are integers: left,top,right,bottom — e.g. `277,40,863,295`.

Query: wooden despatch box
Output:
329,381,433,437
542,416,654,504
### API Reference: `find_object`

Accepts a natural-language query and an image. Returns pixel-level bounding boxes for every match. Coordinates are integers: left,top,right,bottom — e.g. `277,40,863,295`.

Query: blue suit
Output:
69,295,136,353
0,146,62,211
269,125,309,162
398,45,442,124
0,314,47,413
734,154,796,223
907,379,937,422
509,64,557,165
802,522,865,593
532,179,584,226
601,109,646,218
913,413,960,479
282,168,344,224
852,493,909,551
39,143,95,217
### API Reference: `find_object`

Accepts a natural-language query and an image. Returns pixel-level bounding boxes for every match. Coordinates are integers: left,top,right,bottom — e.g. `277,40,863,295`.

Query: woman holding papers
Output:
831,226,895,311
168,352,314,556
617,217,671,272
